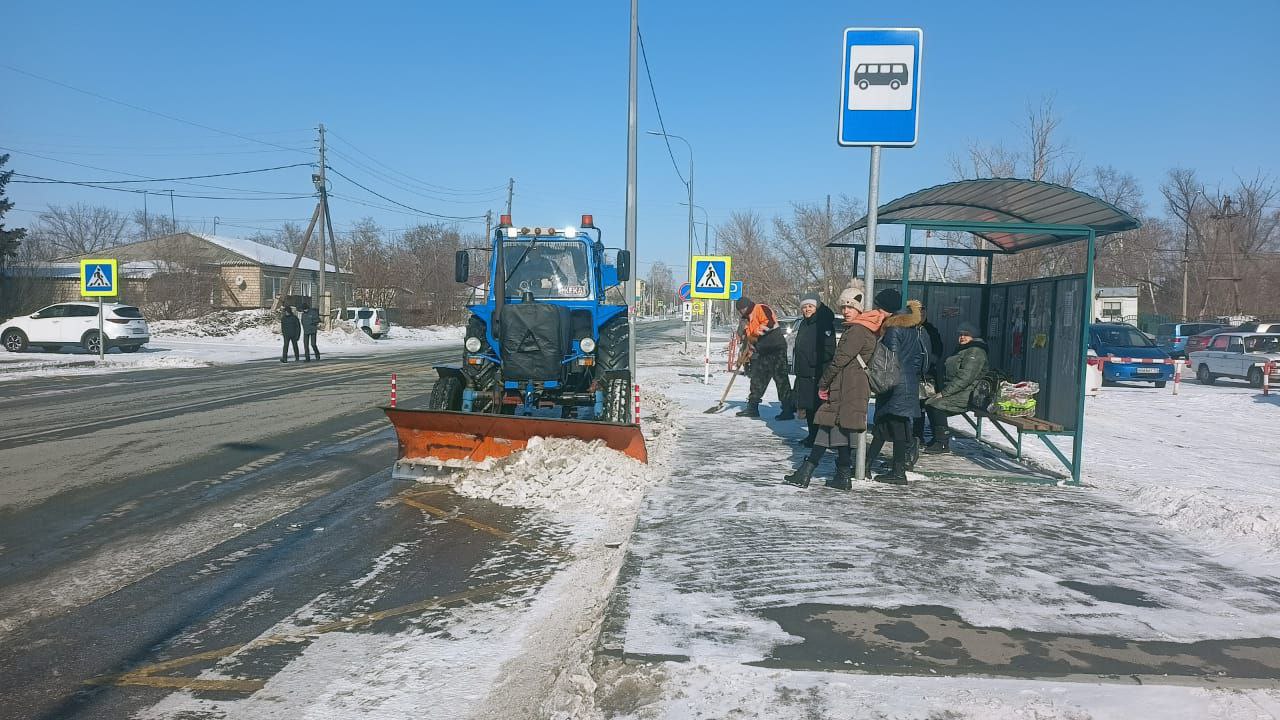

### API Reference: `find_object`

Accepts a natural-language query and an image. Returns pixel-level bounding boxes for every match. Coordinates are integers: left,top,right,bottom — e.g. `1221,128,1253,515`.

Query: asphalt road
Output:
0,321,682,719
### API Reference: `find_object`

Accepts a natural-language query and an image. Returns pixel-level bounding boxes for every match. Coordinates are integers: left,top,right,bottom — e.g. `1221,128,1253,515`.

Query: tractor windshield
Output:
503,240,590,299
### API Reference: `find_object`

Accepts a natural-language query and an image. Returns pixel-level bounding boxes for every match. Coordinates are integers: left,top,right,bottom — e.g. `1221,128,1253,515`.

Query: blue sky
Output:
3,0,1277,272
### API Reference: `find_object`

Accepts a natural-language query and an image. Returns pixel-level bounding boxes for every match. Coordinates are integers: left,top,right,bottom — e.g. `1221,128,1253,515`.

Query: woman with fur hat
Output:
782,280,880,490
864,288,931,486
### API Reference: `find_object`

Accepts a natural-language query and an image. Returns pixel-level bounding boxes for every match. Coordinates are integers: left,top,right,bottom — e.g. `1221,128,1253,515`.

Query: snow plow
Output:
385,214,647,476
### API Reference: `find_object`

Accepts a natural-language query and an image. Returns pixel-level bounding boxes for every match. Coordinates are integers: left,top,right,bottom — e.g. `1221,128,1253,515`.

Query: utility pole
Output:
168,190,175,234
624,0,639,384
142,193,150,240
506,178,514,218
316,123,328,326
485,210,492,242
1181,221,1190,321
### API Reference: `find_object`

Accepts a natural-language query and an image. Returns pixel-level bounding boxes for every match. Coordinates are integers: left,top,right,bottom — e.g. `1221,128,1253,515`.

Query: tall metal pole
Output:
854,145,882,482
685,150,694,353
1181,222,1190,321
168,190,175,233
317,123,327,323
142,192,150,240
624,0,639,383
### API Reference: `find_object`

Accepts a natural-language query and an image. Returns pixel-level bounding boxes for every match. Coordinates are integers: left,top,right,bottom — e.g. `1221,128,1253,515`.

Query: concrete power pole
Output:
506,178,514,218
316,124,328,326
624,0,639,381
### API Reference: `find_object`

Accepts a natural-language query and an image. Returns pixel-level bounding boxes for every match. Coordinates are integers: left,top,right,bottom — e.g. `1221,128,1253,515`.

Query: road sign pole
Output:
854,145,882,482
703,301,712,384
98,297,105,361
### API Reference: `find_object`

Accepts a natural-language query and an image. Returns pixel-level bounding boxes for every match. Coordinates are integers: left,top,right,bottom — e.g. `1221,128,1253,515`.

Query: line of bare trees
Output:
707,98,1280,323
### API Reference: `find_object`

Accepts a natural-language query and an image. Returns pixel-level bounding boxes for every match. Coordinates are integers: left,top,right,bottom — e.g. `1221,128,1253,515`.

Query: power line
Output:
327,131,508,196
325,166,487,221
9,173,314,201
3,160,313,185
324,147,503,206
637,27,686,187
0,63,312,156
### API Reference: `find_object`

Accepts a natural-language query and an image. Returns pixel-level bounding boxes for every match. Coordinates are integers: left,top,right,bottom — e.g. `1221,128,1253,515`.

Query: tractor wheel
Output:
596,315,630,371
601,372,632,424
428,374,464,411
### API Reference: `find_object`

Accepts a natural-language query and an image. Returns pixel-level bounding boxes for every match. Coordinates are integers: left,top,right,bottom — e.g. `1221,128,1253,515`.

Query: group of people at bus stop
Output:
733,281,989,489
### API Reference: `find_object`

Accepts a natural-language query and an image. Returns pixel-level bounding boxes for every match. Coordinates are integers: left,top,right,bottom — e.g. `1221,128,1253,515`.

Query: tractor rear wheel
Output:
428,374,464,411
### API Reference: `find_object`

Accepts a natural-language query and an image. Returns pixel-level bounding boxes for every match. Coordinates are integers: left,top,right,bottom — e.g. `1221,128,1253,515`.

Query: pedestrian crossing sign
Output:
80,259,118,297
690,255,731,299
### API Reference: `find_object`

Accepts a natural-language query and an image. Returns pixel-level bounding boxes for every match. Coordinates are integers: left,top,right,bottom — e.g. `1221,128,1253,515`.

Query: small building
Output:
1093,286,1138,325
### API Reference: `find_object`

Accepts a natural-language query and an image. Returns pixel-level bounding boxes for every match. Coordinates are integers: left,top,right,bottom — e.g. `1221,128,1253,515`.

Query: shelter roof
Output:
830,178,1141,253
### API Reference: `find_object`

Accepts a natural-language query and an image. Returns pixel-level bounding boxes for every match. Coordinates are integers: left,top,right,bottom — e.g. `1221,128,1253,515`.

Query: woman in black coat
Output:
866,290,930,485
791,295,836,447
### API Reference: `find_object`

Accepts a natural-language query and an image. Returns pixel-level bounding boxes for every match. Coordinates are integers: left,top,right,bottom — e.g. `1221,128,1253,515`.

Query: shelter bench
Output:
959,409,1068,466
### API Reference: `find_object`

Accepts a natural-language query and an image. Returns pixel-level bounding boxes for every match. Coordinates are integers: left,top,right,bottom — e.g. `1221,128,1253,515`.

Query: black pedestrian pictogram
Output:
86,265,111,289
697,263,724,290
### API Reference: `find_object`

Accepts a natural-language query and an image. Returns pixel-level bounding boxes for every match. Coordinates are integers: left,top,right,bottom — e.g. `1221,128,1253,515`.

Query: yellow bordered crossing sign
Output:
80,259,118,297
690,255,731,299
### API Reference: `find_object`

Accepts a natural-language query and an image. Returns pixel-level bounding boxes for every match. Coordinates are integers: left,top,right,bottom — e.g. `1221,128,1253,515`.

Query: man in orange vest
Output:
736,297,793,418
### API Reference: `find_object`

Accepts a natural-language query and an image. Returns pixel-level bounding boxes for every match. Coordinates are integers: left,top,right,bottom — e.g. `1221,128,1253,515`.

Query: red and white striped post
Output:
1173,359,1183,396
390,373,398,408
1264,362,1272,396
633,383,641,425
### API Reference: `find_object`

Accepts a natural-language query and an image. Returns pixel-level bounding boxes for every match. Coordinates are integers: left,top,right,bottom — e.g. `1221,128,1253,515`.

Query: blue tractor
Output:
385,214,646,466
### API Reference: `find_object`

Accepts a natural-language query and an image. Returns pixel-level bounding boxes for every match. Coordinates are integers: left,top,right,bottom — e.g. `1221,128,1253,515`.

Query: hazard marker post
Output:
390,373,398,408
690,255,732,385
80,259,118,361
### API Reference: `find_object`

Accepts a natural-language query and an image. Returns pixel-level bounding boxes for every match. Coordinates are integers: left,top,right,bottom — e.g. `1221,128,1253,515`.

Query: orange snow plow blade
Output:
383,408,648,472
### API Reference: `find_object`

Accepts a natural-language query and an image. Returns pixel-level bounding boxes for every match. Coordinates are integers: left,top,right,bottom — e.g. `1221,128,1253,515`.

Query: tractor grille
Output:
498,303,570,382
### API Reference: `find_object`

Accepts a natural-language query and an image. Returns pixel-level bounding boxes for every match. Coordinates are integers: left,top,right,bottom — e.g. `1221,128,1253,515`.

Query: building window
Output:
1102,301,1123,319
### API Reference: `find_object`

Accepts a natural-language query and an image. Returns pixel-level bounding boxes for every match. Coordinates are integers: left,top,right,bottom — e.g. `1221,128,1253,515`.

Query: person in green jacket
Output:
923,321,988,454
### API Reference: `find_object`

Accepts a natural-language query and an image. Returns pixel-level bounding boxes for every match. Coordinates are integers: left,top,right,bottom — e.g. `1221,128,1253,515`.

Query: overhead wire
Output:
324,147,503,206
325,166,487,221
638,27,687,187
0,63,312,156
10,173,314,201
326,131,508,196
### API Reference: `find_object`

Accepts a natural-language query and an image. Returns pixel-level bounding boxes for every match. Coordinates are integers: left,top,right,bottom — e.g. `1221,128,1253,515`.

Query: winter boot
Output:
782,461,815,488
775,409,796,421
737,403,761,418
826,465,853,491
906,439,922,470
875,445,909,485
922,428,951,455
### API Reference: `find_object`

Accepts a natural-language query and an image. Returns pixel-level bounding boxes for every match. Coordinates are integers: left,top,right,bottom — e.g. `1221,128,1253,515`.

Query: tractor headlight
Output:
579,337,596,353
465,336,482,353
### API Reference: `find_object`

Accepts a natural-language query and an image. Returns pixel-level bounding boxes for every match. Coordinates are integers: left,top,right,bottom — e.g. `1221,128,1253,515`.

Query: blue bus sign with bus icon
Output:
838,27,922,147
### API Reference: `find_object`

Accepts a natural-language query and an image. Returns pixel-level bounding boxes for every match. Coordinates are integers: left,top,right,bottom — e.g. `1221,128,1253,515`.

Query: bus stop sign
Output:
838,27,922,147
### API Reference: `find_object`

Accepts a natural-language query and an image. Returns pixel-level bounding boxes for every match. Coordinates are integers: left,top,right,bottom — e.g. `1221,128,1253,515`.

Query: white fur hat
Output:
837,279,865,311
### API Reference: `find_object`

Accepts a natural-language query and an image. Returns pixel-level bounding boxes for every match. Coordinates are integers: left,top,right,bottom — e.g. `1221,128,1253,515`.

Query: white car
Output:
337,307,391,339
1188,332,1280,387
1,302,151,354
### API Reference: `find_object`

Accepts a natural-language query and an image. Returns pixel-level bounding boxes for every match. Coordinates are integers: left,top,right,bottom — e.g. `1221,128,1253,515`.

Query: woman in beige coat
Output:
782,281,882,491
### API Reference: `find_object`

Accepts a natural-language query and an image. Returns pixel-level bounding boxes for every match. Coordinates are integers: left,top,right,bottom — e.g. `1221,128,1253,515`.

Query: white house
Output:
1093,286,1138,324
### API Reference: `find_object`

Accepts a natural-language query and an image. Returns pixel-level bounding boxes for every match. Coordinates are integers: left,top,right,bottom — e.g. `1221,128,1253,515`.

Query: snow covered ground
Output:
0,310,462,382
133,326,1280,719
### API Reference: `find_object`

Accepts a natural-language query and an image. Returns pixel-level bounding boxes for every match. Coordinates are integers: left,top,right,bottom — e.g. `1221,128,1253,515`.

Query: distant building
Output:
1093,286,1139,324
7,233,354,315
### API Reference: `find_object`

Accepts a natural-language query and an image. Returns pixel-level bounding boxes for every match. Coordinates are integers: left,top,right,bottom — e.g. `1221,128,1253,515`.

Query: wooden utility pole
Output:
485,210,492,241
272,204,321,311
316,124,328,325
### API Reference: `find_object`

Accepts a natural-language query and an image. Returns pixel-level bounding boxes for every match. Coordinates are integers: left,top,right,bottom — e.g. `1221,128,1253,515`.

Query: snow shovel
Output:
705,348,751,414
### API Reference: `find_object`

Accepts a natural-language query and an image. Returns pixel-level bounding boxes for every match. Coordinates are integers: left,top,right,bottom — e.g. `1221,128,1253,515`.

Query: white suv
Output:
1,302,151,353
337,307,391,339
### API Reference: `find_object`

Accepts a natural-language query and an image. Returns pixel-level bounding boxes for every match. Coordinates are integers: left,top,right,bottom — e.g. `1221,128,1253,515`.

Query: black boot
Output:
737,403,760,417
826,464,853,491
775,409,796,421
782,460,815,488
875,444,909,485
906,439,921,470
922,428,950,454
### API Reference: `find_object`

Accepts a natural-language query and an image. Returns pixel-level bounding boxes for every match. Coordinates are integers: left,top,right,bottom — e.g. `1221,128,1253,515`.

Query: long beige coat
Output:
812,323,878,431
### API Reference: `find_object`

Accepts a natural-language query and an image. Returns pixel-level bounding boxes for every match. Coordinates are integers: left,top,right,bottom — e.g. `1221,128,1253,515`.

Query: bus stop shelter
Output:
829,178,1141,485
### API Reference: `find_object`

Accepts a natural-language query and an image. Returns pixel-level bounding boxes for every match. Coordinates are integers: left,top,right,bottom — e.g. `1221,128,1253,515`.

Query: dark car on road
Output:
1155,322,1226,358
1184,325,1241,355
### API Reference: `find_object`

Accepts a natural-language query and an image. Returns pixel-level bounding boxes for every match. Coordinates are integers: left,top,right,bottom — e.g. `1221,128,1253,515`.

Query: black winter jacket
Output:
281,312,302,340
875,300,930,419
792,304,836,412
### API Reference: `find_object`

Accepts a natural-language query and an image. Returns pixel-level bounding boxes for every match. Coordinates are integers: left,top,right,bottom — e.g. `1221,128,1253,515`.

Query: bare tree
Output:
31,203,129,258
717,210,793,310
646,260,674,314
128,208,182,241
773,195,863,306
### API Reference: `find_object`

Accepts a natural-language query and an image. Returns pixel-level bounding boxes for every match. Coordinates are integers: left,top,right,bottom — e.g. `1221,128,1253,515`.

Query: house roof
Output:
829,178,1142,253
58,233,347,273
1095,286,1138,298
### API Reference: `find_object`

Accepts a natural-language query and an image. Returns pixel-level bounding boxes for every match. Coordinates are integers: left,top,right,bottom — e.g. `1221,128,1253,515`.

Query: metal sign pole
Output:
98,296,105,361
854,145,881,482
704,301,712,384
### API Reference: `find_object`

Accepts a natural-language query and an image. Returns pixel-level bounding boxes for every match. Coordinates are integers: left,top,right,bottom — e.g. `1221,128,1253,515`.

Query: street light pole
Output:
647,130,693,352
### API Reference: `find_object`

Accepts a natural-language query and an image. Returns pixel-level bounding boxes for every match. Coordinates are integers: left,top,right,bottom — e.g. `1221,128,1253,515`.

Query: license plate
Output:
1136,367,1160,375
132,328,146,334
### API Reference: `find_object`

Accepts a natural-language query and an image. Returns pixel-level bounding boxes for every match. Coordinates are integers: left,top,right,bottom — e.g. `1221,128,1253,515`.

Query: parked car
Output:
336,306,391,338
1,302,150,354
1234,321,1280,334
1184,325,1240,355
1155,322,1225,358
1188,332,1280,387
1088,323,1173,387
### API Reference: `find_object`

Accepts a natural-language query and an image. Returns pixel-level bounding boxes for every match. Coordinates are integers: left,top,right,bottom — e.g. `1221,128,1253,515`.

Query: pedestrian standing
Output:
864,290,930,486
924,321,989,454
791,295,837,447
782,281,880,491
281,305,301,363
913,305,945,447
735,297,793,419
301,303,321,362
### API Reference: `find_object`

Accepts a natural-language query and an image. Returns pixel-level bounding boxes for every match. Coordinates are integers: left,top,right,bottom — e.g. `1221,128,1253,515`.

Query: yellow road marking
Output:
86,577,544,693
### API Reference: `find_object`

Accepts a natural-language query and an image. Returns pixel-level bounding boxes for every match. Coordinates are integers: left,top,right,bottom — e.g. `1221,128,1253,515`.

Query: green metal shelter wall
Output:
905,282,986,356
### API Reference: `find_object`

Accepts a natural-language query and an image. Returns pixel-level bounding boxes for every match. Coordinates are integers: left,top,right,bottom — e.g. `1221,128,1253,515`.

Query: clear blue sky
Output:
3,0,1277,273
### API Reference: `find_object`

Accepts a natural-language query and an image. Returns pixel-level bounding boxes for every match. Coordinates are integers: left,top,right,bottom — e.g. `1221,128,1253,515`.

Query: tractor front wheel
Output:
428,374,464,411
602,373,632,424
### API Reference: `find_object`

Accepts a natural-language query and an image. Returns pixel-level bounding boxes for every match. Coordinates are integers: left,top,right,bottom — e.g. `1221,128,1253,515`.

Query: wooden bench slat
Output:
972,409,1064,433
